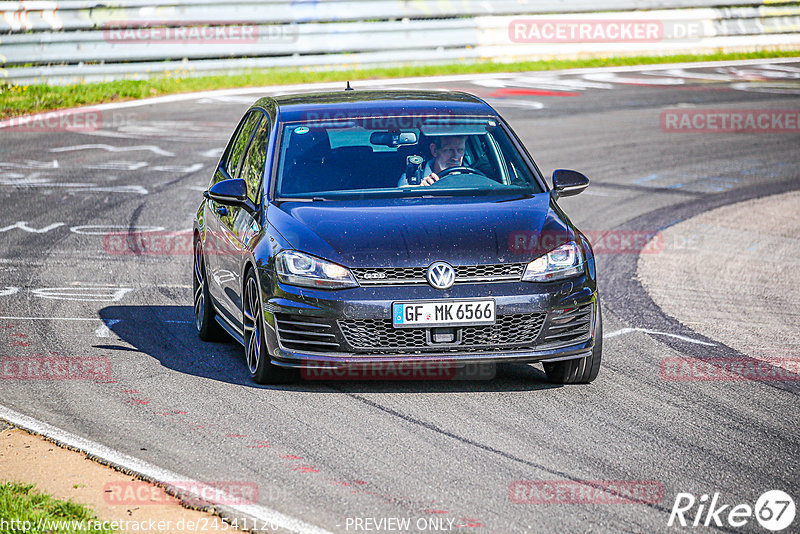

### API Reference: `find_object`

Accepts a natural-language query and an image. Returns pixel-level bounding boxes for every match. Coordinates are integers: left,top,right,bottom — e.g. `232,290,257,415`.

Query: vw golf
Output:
193,90,602,384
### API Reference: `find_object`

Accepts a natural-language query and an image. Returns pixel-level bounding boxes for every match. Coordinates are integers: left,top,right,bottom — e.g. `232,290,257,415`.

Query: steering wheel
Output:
436,166,487,179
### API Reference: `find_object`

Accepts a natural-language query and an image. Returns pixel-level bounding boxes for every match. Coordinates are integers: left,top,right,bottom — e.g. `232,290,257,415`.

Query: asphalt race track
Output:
1,59,799,533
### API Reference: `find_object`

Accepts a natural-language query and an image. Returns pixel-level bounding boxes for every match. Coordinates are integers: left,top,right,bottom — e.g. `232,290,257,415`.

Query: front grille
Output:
540,303,593,347
274,313,340,352
351,263,525,286
461,313,545,345
352,266,427,284
456,264,525,280
338,319,427,351
338,313,546,354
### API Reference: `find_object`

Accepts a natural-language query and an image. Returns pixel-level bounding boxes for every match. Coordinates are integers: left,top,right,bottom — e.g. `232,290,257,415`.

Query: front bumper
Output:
270,344,594,369
261,274,598,370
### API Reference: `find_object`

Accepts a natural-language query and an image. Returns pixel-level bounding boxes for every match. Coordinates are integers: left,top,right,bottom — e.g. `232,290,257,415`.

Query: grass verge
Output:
0,481,115,534
1,49,798,119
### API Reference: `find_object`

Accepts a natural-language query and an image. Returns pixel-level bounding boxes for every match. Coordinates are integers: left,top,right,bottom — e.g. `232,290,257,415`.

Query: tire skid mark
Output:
342,391,675,518
490,88,580,98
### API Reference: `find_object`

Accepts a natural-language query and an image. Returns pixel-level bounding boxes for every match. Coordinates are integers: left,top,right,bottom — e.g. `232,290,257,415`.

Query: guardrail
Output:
1,0,799,85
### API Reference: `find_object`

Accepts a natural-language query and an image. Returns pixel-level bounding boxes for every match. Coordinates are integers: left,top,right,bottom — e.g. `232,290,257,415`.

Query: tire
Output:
243,270,295,384
193,237,225,341
543,302,603,384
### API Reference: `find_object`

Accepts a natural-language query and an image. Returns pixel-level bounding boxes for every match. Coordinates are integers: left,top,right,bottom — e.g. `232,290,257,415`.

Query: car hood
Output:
267,194,574,268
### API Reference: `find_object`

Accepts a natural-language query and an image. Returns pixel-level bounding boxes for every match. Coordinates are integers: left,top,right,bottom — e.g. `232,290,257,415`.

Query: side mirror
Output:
204,178,256,212
552,169,589,198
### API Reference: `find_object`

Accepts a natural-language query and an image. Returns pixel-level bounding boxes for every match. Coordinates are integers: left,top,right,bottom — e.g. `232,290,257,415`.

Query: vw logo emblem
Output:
426,262,455,290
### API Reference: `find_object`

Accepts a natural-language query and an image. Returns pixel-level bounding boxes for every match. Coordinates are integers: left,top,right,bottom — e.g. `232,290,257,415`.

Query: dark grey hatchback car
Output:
193,90,602,384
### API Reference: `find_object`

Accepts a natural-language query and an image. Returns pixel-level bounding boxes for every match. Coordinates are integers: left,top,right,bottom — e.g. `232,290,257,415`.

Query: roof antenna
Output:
345,81,354,91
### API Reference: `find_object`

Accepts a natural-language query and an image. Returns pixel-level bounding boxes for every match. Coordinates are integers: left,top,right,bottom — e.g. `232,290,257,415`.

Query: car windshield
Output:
274,116,543,199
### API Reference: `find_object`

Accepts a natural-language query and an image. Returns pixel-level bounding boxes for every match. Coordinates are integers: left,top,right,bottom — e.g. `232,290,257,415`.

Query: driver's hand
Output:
421,173,440,186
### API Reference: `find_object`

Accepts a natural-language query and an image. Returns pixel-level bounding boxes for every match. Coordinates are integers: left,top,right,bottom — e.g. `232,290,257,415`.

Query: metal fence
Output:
2,0,799,85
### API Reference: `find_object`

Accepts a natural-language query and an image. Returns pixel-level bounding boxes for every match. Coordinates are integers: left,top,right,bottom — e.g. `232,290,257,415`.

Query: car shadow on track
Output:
98,305,563,393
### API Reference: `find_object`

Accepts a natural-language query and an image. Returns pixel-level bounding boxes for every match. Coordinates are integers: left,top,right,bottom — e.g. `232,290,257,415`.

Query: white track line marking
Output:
487,98,544,109
30,287,134,302
0,316,102,321
0,221,65,233
49,144,175,157
604,327,716,346
0,406,333,534
0,160,59,169
72,185,149,194
70,225,164,235
152,163,204,173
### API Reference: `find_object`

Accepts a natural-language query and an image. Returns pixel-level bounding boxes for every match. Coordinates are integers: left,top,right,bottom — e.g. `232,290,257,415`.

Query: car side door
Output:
215,112,271,326
205,110,262,326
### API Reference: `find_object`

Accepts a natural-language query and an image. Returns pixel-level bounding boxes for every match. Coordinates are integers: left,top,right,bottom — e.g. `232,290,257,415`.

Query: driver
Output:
398,135,466,187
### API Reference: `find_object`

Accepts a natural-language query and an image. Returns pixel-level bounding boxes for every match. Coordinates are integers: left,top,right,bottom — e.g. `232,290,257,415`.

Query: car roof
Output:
253,90,496,123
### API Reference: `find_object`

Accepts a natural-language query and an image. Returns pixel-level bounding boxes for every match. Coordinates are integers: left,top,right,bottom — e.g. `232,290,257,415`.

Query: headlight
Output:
275,251,358,289
522,241,584,282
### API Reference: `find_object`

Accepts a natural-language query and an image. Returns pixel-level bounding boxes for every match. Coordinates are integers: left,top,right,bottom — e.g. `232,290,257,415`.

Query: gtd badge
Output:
427,262,455,290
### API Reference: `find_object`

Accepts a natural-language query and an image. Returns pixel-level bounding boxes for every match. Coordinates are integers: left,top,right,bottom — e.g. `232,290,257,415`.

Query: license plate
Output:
392,299,495,328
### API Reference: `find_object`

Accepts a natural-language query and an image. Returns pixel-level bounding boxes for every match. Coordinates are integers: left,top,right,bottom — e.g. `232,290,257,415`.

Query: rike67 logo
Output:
668,490,795,531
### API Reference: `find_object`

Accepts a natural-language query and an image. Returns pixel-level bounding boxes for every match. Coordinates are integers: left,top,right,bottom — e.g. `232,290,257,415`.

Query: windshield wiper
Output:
275,196,330,202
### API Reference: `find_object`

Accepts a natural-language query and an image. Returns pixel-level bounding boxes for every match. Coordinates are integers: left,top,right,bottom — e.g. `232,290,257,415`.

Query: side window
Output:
240,115,270,204
470,135,501,182
225,111,261,179
491,129,534,186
